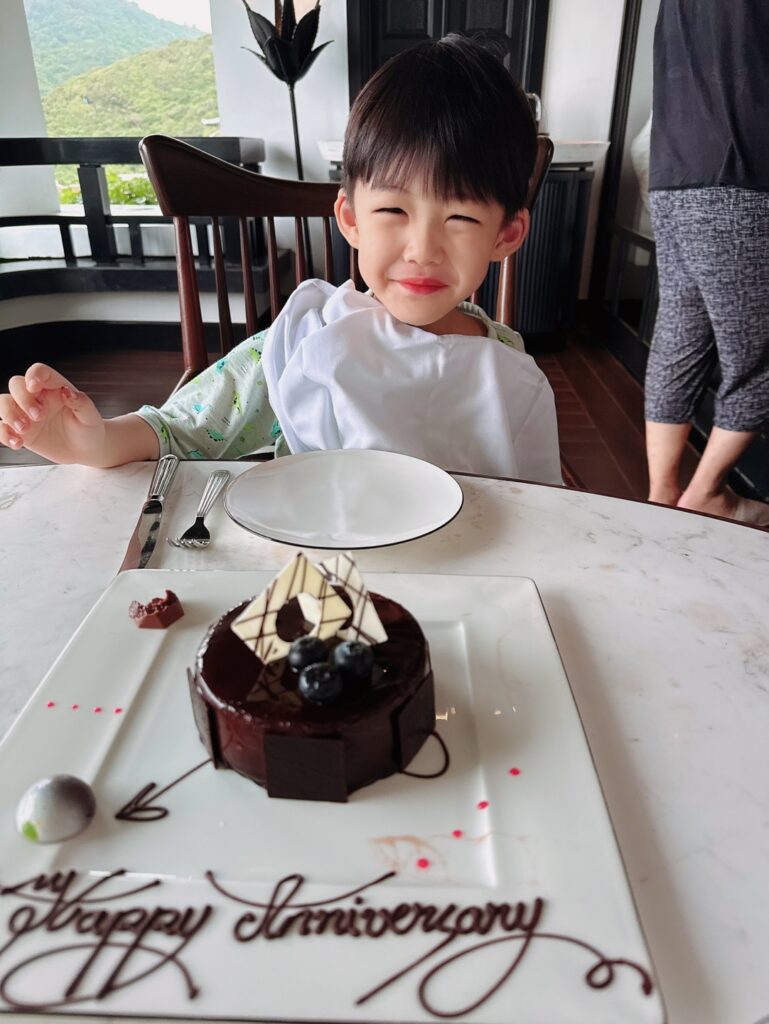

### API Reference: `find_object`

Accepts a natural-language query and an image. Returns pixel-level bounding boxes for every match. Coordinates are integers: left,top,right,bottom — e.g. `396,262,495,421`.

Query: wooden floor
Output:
535,331,697,497
0,330,696,497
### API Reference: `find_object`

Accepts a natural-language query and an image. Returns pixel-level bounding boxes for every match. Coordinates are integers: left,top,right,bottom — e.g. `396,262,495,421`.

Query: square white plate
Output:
0,570,664,1023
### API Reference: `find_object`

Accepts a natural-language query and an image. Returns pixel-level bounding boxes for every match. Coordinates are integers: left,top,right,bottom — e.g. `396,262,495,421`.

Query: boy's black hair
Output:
342,34,536,219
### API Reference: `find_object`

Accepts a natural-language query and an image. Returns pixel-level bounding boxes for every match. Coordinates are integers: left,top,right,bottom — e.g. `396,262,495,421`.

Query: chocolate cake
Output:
187,554,435,802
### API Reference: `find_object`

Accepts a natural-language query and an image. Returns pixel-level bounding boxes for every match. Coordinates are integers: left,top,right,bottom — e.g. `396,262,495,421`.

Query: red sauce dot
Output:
477,800,489,810
416,858,430,870
93,706,103,714
45,701,55,708
452,829,463,839
509,767,521,776
114,707,123,714
71,704,79,710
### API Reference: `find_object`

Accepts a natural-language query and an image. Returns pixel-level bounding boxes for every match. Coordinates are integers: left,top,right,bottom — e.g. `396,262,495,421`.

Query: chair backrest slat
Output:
322,218,333,282
211,215,234,356
349,246,364,290
239,216,258,337
495,258,516,326
266,216,281,321
294,217,307,286
173,216,207,387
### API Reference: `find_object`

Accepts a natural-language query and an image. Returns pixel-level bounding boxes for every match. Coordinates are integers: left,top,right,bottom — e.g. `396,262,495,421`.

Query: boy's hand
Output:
0,364,107,464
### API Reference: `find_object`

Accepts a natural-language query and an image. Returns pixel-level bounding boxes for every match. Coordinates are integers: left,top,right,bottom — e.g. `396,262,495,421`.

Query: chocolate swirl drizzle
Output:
114,758,211,822
113,731,446,824
400,729,450,778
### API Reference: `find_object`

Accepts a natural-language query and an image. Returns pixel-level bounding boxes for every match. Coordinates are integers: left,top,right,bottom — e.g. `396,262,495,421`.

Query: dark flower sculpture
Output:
242,0,332,179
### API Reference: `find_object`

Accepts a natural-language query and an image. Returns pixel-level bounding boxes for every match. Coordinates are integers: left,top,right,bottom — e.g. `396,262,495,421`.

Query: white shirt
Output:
262,279,562,484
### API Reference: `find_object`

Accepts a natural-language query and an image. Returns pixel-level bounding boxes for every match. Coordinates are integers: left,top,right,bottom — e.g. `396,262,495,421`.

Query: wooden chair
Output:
140,133,554,393
140,134,341,391
477,134,555,326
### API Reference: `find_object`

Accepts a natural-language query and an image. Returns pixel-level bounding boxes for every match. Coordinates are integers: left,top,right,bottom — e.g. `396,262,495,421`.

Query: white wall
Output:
616,0,660,236
211,0,349,182
539,0,626,294
540,0,625,142
0,0,58,216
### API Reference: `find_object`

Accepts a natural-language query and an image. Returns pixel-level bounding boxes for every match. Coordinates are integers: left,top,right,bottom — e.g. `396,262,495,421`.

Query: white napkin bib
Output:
261,280,562,484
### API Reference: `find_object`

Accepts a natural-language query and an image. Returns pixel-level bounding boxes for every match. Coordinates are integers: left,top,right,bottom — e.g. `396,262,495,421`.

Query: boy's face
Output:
335,183,528,335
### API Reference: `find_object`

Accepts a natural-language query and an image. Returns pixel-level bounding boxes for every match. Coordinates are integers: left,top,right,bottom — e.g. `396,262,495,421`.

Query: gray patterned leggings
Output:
645,187,769,432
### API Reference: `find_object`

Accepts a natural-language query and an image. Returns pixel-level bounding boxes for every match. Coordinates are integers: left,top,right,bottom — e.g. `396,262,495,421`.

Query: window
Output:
23,0,219,205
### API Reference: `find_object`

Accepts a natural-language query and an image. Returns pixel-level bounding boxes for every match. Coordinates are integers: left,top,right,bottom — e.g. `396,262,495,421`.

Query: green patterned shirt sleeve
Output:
135,330,281,459
458,299,526,351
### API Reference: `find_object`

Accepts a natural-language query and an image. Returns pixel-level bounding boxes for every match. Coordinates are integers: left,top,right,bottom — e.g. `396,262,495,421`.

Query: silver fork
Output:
168,470,230,549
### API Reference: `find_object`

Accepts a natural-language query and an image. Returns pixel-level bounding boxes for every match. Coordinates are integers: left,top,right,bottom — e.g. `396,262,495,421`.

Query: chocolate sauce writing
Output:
206,870,655,1017
0,868,654,1019
0,870,212,1011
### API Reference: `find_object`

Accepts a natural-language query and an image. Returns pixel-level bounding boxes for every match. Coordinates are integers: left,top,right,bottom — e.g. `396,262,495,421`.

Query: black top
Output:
650,0,769,192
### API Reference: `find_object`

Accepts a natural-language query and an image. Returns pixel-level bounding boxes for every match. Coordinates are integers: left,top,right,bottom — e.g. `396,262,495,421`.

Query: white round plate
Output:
224,449,464,549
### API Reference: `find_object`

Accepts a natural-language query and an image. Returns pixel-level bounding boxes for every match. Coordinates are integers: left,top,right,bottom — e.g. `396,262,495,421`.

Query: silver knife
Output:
118,455,179,571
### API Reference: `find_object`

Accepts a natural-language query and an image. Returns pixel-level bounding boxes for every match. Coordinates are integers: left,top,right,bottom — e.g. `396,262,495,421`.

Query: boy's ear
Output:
490,209,530,262
334,189,360,249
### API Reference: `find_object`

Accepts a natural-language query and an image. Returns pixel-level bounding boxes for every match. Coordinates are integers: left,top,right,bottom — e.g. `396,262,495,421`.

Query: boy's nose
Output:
403,224,441,264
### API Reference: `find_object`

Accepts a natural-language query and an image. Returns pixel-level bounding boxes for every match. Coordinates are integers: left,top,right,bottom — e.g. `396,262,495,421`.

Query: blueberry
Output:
332,640,374,684
288,635,328,673
298,663,344,705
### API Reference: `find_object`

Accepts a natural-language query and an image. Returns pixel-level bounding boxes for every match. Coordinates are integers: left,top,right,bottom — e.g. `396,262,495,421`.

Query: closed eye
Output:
449,214,481,223
375,207,405,215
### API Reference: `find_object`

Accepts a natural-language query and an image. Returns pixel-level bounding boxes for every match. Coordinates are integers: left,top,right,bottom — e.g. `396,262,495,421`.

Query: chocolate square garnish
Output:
187,668,222,768
394,675,435,769
264,733,348,802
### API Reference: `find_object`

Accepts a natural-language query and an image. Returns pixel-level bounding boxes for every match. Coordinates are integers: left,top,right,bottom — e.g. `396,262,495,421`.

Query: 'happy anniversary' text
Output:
0,868,653,1016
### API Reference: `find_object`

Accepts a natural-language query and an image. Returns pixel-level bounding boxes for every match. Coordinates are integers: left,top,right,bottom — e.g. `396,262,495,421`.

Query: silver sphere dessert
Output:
16,775,96,843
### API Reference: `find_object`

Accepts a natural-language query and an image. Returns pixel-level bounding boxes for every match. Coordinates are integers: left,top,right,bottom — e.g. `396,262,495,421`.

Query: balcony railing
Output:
0,136,267,299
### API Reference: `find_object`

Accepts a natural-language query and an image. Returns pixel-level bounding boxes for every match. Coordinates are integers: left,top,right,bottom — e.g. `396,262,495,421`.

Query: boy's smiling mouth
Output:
397,278,447,295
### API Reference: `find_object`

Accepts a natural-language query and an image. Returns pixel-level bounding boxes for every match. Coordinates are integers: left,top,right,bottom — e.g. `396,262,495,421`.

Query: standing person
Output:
644,0,769,524
0,35,561,485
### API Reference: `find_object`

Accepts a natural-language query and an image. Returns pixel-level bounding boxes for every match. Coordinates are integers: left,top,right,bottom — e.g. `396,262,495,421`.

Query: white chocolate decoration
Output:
231,552,351,664
318,552,388,646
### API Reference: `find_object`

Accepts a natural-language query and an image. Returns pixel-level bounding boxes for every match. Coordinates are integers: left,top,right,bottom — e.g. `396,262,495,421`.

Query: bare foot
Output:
677,488,769,526
731,497,769,526
677,488,737,518
648,485,683,507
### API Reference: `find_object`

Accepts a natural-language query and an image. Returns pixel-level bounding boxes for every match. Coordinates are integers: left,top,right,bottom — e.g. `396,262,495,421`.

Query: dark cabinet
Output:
347,0,550,100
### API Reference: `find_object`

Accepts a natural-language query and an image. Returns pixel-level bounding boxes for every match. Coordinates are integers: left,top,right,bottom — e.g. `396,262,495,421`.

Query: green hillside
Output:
43,35,219,138
25,0,201,94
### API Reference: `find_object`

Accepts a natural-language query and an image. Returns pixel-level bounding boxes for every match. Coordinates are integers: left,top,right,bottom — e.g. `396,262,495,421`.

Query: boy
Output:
0,35,561,484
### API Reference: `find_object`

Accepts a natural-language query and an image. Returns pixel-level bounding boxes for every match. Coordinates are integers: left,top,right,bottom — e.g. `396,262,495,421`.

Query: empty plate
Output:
224,449,464,549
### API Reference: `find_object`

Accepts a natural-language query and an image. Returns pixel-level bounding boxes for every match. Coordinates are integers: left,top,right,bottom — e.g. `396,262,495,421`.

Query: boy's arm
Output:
135,333,277,460
2,333,275,466
97,413,160,466
0,365,159,466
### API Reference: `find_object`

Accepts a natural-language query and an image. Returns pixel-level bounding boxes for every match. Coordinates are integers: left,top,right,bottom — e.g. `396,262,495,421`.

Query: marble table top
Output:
1,460,768,1024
